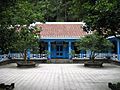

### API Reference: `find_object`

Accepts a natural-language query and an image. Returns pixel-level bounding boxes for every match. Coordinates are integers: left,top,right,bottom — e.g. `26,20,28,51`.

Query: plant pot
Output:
17,61,36,67
84,61,103,67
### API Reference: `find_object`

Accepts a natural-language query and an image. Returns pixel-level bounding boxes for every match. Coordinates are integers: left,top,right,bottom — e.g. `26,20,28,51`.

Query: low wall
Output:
72,58,110,63
0,58,47,66
12,58,47,63
0,58,120,65
109,59,120,65
0,60,12,65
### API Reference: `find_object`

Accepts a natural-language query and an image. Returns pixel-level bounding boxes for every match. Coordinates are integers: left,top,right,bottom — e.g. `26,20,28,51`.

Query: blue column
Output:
27,48,30,61
117,40,120,60
69,41,71,59
48,41,51,59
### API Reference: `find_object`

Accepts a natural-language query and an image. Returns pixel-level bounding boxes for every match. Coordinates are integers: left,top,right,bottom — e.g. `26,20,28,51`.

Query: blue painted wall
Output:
108,37,120,60
117,39,120,60
40,39,76,59
51,44,69,59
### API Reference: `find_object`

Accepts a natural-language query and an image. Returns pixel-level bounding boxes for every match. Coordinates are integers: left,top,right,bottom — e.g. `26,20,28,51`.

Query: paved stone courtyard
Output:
0,63,120,90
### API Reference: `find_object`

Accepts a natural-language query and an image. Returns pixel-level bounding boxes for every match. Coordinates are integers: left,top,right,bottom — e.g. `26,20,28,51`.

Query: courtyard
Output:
0,63,120,90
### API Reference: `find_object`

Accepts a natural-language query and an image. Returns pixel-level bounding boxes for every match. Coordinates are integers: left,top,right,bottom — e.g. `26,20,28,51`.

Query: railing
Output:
73,53,116,59
10,53,47,59
0,53,119,62
0,54,9,61
0,53,47,62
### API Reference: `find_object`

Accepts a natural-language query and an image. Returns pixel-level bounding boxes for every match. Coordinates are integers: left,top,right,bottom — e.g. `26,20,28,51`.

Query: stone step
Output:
50,59,72,63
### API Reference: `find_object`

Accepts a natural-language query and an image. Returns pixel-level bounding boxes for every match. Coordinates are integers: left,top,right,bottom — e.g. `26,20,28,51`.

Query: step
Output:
50,59,72,63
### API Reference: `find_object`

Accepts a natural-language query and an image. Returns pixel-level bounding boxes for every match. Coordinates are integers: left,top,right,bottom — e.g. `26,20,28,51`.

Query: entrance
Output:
56,45,63,58
51,41,69,59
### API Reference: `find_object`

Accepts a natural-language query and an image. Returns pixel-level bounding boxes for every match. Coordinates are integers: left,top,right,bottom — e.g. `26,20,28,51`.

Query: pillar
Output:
117,40,120,60
27,48,30,61
48,41,51,59
69,41,71,59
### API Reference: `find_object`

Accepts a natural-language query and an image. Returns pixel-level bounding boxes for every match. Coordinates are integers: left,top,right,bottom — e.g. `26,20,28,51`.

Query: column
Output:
69,41,71,59
27,48,30,61
117,40,120,60
48,41,51,59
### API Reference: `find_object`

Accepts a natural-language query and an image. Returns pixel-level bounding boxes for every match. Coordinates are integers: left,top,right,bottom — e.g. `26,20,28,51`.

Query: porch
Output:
39,40,117,60
40,39,76,59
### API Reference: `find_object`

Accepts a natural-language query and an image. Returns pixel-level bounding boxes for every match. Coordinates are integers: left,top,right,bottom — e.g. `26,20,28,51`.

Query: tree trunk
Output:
90,51,95,62
91,55,95,62
24,49,27,63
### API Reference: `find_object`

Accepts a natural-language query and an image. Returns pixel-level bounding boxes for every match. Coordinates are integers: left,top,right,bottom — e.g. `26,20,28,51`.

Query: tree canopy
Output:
0,0,43,53
76,32,113,60
0,0,120,53
81,0,120,37
10,26,40,53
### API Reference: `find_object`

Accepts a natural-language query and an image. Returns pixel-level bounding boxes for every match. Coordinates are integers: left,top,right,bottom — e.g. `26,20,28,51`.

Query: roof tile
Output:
37,24,87,38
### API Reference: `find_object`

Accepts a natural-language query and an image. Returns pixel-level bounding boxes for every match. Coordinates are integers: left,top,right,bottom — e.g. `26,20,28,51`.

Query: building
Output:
36,22,120,60
107,36,120,60
37,22,88,59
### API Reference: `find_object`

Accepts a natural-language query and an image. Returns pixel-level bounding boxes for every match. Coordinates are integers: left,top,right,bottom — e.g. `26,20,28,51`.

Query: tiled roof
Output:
37,23,88,39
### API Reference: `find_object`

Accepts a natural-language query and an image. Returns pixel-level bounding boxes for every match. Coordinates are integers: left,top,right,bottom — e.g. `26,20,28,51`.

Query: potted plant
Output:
76,32,113,67
11,26,40,67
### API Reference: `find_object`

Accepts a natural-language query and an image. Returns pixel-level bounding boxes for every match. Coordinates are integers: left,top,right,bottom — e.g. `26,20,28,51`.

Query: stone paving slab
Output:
0,63,120,90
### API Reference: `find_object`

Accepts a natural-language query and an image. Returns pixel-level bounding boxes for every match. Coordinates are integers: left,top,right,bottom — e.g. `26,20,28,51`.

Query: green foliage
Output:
76,32,113,60
68,0,87,21
0,1,43,53
1,0,119,53
81,0,120,36
44,50,50,57
0,26,17,53
69,50,75,57
10,26,40,53
67,0,120,36
0,1,44,25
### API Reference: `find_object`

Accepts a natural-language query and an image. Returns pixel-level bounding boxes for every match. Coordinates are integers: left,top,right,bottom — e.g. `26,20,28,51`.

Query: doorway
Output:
56,45,63,58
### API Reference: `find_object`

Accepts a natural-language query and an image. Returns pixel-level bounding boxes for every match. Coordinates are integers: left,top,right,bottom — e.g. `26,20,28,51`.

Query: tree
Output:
76,32,113,62
81,0,120,37
68,0,87,21
10,26,40,62
10,26,39,51
41,0,73,22
0,0,44,25
68,0,120,36
0,0,44,53
0,26,18,54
